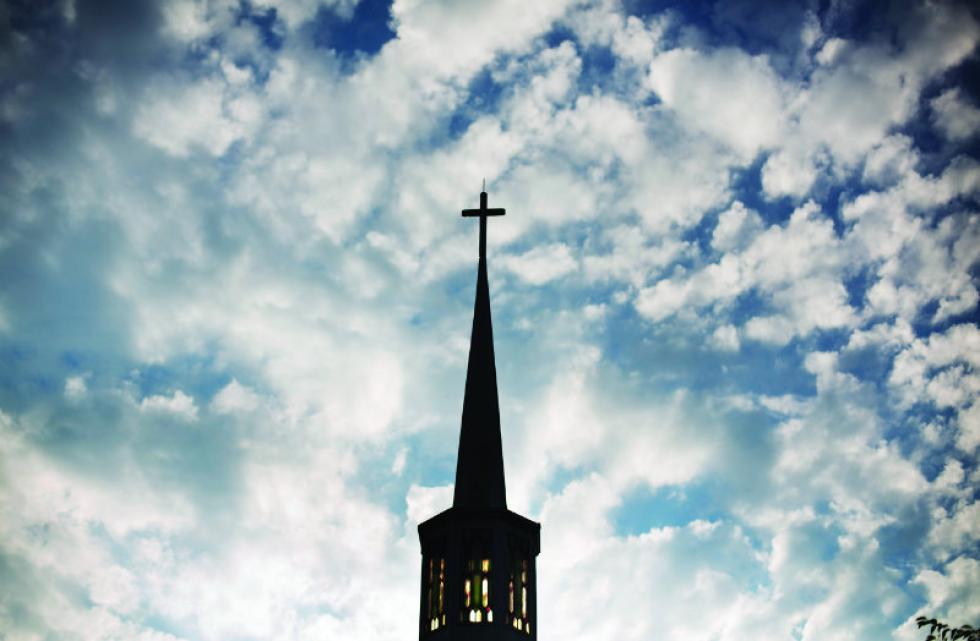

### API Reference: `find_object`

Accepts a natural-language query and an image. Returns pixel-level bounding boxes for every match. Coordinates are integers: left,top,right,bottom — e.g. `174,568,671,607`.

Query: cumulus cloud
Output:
140,390,199,420
211,379,261,414
133,77,262,157
710,324,740,351
64,374,89,400
932,88,980,141
648,46,788,160
636,200,855,344
889,324,980,453
501,242,577,285
161,0,213,41
711,201,763,253
761,146,823,199
911,557,980,628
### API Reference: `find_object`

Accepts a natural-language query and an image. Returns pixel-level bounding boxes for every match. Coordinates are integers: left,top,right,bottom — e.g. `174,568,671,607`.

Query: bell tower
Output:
417,189,541,640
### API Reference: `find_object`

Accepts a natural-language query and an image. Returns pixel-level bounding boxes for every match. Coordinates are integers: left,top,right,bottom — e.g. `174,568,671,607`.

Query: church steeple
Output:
417,189,540,641
454,190,507,510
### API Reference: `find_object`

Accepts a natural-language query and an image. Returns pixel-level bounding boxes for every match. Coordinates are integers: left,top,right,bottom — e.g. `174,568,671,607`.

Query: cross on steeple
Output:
462,187,505,260
417,188,539,641
454,186,506,511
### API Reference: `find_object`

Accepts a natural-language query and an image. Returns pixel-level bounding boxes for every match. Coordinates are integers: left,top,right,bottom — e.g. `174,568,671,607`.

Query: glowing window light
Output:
439,559,445,612
462,557,493,624
507,557,531,634
424,556,447,634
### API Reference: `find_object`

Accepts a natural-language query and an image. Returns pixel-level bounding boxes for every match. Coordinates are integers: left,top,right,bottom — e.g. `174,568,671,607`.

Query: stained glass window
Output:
508,558,530,634
462,558,492,624
424,556,446,633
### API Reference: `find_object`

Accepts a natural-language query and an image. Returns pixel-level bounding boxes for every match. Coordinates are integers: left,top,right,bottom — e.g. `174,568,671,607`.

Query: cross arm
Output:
462,208,506,217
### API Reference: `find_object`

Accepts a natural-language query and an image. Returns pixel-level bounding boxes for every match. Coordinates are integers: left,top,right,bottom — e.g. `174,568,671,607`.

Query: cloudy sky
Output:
1,0,979,639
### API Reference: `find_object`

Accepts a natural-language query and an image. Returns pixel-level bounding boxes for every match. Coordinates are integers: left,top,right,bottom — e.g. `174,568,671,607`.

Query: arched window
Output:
508,557,530,634
424,556,446,632
462,558,493,623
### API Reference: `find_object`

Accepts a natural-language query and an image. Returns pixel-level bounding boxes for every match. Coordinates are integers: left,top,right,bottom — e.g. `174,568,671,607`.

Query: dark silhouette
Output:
454,190,506,510
916,616,979,641
418,190,541,640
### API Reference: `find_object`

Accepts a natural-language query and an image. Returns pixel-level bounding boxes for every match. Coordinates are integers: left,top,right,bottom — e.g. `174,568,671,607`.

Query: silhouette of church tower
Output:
418,190,541,640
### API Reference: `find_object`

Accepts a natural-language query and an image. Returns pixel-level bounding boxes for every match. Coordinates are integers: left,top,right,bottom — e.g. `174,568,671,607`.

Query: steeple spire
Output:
454,189,507,509
417,189,539,640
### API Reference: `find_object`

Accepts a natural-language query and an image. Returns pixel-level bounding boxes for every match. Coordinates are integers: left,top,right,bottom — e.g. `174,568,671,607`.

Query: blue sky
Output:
1,0,979,639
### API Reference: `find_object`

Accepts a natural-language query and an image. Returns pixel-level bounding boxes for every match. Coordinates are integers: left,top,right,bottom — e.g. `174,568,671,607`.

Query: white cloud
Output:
509,347,720,513
932,88,980,142
956,402,980,452
758,351,928,539
757,3,980,203
815,37,847,66
0,420,194,541
890,324,980,453
798,59,913,166
583,224,689,287
535,468,910,641
140,390,199,420
611,15,661,66
619,124,739,234
162,0,213,41
710,324,740,351
761,146,821,199
405,484,454,527
564,0,664,68
64,374,89,400
744,314,796,345
845,319,915,352
796,3,978,169
863,134,918,187
555,93,649,166
711,201,763,253
392,117,523,256
133,77,261,157
932,458,965,493
390,447,407,475
890,324,980,408
388,0,574,81
928,502,980,562
211,379,261,414
253,0,360,29
648,47,788,159
496,163,600,236
109,242,408,442
637,200,854,343
911,557,980,627
501,243,577,285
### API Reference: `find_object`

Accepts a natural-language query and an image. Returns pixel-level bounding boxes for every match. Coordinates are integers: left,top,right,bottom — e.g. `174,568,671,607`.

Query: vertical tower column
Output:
418,190,540,641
